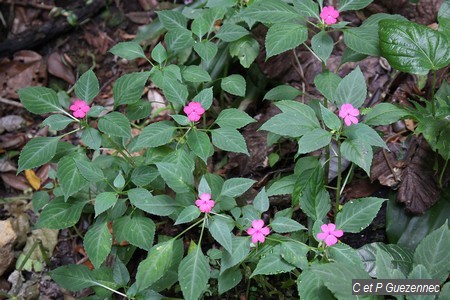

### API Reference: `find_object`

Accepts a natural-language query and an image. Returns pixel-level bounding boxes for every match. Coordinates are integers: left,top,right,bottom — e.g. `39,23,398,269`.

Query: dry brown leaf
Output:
25,169,41,190
47,52,75,84
0,158,16,173
138,0,158,10
0,115,26,134
126,12,153,24
0,172,30,191
36,164,51,183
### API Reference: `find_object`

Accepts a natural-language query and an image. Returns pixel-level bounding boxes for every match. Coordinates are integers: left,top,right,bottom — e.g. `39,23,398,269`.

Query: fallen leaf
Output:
0,115,26,134
0,158,16,172
25,169,41,190
47,52,75,84
0,172,30,191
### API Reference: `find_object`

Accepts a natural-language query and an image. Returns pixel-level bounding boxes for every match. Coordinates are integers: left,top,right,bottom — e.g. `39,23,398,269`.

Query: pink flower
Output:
247,219,270,244
69,99,90,118
195,193,215,213
316,223,343,246
320,6,339,25
183,102,205,122
338,103,360,126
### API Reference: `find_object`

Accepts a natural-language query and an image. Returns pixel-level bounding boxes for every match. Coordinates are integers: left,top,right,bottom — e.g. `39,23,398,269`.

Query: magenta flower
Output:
195,193,215,213
320,6,339,25
247,219,270,244
70,99,90,118
338,103,360,126
316,223,343,246
183,102,205,122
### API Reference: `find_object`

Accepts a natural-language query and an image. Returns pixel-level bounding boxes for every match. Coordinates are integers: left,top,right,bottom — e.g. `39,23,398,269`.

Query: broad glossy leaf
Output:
98,112,132,138
18,137,60,173
280,241,309,269
165,28,195,53
379,20,450,75
84,221,112,269
229,36,259,68
75,69,99,103
35,197,86,229
264,85,301,100
297,128,333,154
187,128,213,163
221,236,251,274
265,23,307,58
221,177,255,197
58,155,87,200
94,192,117,217
192,87,213,110
250,245,295,277
113,72,150,107
314,71,341,102
215,108,255,129
364,103,409,126
216,24,249,42
218,267,242,295
182,65,211,82
193,40,218,63
156,162,194,193
271,217,306,233
221,74,246,97
157,10,187,31
75,159,105,182
163,77,188,106
311,31,334,63
293,0,319,18
253,188,269,213
335,66,366,108
239,0,298,24
151,43,167,64
175,205,201,225
42,115,74,131
327,243,365,270
320,104,341,131
343,123,387,149
178,248,210,300
335,197,386,233
341,138,373,176
132,194,180,217
298,270,335,300
113,215,155,251
209,218,233,253
134,121,176,150
212,127,249,155
109,42,146,60
338,0,373,11
81,127,102,150
135,240,174,291
50,264,96,291
413,222,450,283
18,87,62,114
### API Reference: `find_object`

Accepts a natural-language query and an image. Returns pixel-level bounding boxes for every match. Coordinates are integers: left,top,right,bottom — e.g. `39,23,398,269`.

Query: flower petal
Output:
184,106,193,115
333,229,344,238
200,193,211,201
326,223,336,232
252,219,264,230
344,116,352,126
317,232,328,241
247,228,256,235
260,227,270,236
320,224,330,233
324,235,338,246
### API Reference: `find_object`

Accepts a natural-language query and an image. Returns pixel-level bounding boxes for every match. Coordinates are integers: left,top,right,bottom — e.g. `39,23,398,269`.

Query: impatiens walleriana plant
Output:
13,0,450,299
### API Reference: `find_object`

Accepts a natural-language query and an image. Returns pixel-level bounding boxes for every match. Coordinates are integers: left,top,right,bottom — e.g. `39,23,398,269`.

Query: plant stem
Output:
335,138,342,217
101,134,136,167
431,70,437,116
439,159,449,189
174,218,204,240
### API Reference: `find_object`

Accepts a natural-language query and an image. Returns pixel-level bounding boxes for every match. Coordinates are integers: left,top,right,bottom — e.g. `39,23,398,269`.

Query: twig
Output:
0,96,24,108
5,0,54,10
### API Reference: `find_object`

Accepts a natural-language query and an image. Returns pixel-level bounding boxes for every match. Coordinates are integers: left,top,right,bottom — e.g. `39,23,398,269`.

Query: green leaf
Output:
320,104,341,131
344,26,380,57
113,215,155,251
311,262,371,299
211,127,249,155
298,270,335,300
314,71,341,102
113,72,150,107
113,258,130,286
216,24,249,42
265,23,308,58
341,139,373,176
335,66,366,108
187,128,214,163
221,74,246,97
193,87,213,110
94,192,117,217
17,137,60,173
209,218,233,253
335,197,386,233
267,175,296,196
293,0,319,18
229,36,259,68
221,236,251,274
218,267,242,295
343,123,387,149
81,127,102,151
135,240,174,291
98,112,131,138
109,41,146,60
221,177,255,197
156,162,194,193
163,77,188,106
175,205,201,225
131,194,179,217
271,217,306,233
18,87,62,114
131,166,158,186
311,31,334,63
50,264,96,291
191,7,226,38
340,47,368,65
264,85,301,100
413,222,450,283
182,65,212,82
239,0,298,24
42,115,74,131
35,197,86,229
280,241,309,269
178,248,210,300
364,103,409,126
151,43,167,64
375,246,406,279
327,243,365,270
74,69,99,103
216,108,255,129
338,0,374,12
75,159,105,182
165,29,195,52
379,20,450,75
134,121,175,150
253,188,269,213
58,156,87,200
250,245,295,277
297,128,333,154
84,221,112,269
193,40,218,63
157,10,187,31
